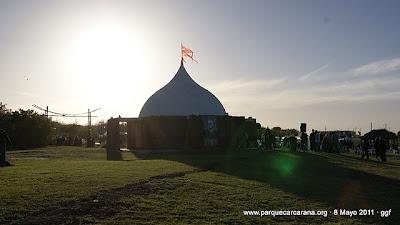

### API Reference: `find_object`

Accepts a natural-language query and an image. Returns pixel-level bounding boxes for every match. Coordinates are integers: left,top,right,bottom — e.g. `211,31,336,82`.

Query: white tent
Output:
139,62,226,117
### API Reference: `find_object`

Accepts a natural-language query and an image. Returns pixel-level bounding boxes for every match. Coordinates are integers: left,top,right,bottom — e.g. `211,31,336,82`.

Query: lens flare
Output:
272,153,299,177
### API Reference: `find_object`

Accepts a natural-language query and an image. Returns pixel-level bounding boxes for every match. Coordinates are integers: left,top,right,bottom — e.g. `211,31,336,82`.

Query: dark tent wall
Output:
109,115,259,150
128,116,198,149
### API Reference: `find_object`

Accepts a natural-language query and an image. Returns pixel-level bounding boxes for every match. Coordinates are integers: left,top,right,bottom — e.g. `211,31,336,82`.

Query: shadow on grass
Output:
106,149,123,161
132,149,400,224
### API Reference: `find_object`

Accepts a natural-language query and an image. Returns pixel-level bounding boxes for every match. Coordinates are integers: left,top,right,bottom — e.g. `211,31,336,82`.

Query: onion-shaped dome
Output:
139,62,226,117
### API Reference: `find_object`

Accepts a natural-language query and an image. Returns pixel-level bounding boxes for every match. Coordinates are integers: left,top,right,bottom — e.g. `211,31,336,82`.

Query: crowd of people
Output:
306,129,395,162
53,135,97,147
54,135,84,147
310,130,355,153
259,127,395,163
360,137,388,162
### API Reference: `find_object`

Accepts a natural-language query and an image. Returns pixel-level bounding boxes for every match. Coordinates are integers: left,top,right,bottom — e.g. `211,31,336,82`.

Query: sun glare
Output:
68,22,148,103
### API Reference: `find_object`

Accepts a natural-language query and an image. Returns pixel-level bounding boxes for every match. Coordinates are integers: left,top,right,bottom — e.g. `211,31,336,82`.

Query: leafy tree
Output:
0,102,7,114
281,129,299,137
0,106,52,150
271,127,282,137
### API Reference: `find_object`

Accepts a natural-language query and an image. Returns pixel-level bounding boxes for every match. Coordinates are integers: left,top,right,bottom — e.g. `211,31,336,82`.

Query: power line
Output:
32,104,101,148
46,115,97,118
32,104,101,117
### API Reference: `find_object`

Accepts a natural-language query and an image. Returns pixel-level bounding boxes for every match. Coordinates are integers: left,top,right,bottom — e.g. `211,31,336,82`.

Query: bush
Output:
0,103,52,150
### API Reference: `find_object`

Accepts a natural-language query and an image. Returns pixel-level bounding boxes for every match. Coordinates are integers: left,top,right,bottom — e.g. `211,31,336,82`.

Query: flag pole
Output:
180,43,184,64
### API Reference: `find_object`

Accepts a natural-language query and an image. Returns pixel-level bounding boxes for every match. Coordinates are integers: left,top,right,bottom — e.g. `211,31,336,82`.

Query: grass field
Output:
1,147,399,224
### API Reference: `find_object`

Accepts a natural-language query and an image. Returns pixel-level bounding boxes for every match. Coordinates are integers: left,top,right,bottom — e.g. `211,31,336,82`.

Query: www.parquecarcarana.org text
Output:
243,210,328,217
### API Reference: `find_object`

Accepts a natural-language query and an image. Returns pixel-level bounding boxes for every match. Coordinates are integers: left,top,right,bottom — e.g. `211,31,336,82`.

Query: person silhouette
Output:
0,129,12,167
378,138,387,162
315,130,321,151
310,129,315,151
361,137,370,159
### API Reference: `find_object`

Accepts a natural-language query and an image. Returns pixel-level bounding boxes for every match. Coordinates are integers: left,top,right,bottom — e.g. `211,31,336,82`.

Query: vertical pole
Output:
45,106,48,117
90,111,92,145
107,118,121,160
87,108,91,147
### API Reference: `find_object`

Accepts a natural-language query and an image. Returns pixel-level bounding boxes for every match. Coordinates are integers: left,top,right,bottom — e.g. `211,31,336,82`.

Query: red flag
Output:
181,44,198,63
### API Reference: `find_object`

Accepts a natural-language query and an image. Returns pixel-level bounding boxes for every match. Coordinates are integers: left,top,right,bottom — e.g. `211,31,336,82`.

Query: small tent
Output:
364,129,397,148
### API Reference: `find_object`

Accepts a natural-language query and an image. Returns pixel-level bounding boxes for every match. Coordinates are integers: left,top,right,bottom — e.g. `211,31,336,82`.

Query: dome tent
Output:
139,61,226,117
106,60,260,151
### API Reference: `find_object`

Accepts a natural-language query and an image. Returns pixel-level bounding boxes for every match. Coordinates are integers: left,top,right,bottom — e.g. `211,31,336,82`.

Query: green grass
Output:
1,147,399,224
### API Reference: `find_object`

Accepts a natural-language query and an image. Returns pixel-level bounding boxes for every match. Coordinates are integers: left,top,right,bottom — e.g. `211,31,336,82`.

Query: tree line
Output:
0,102,105,150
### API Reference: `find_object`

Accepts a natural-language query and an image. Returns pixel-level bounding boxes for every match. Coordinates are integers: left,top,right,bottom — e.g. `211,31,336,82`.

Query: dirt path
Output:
7,169,204,225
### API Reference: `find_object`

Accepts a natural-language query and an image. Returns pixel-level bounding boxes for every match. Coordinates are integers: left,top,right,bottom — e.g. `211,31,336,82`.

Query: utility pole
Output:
87,108,92,147
370,122,373,131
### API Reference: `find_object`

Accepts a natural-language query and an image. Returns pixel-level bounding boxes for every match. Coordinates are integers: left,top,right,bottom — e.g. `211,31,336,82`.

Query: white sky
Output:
1,0,400,134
